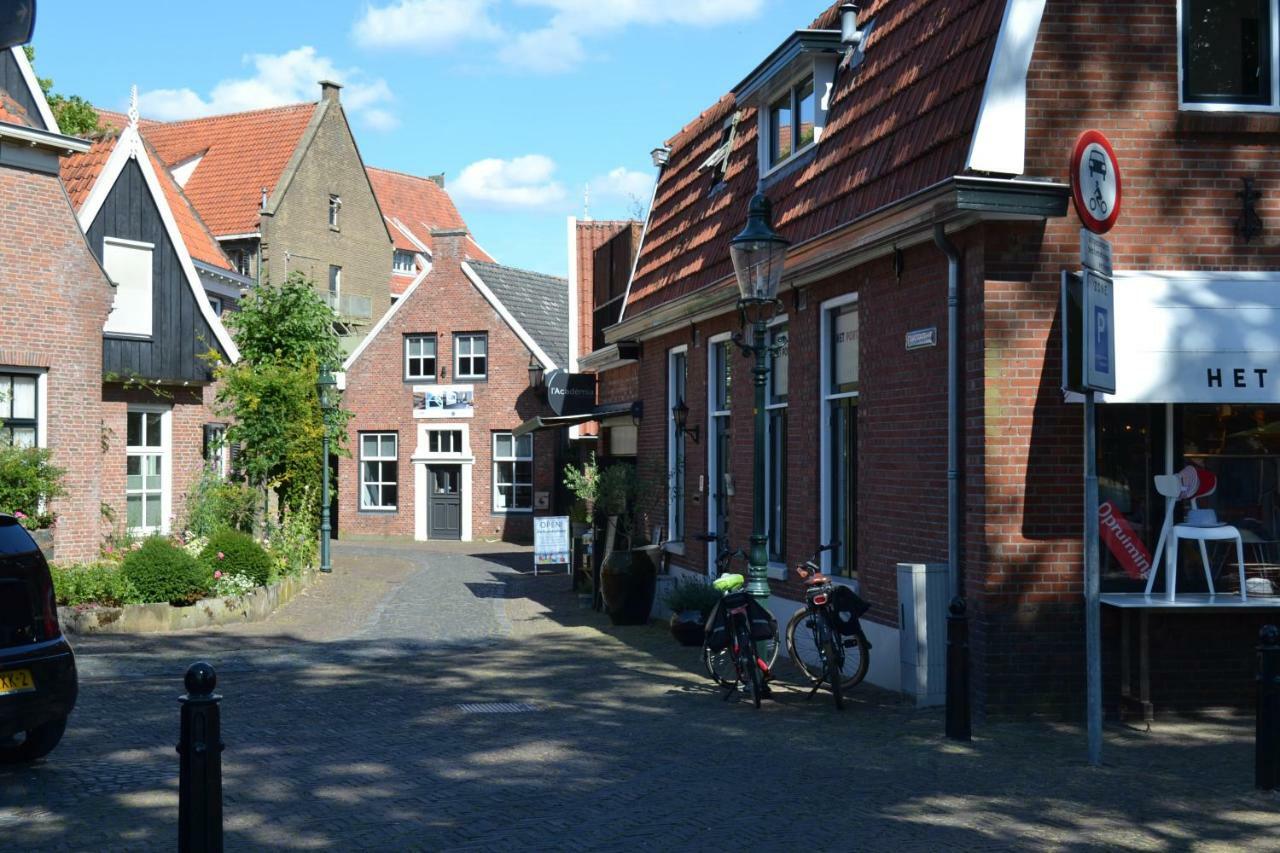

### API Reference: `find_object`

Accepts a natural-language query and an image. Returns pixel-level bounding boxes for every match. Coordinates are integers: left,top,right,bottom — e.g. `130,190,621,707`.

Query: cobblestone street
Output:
3,542,1278,851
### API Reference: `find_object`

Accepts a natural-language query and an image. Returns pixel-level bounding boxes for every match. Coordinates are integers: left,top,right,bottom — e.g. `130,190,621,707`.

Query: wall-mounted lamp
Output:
527,355,545,393
651,146,672,168
672,397,700,444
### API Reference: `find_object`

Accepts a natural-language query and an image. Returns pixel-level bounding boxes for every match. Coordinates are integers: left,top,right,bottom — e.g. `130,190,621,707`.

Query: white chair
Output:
1146,468,1247,600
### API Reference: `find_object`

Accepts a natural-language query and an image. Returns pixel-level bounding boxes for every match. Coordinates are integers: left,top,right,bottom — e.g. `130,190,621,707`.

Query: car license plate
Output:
0,669,35,695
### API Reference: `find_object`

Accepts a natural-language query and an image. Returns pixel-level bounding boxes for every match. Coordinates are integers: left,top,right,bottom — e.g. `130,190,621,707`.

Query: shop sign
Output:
1098,501,1151,580
534,516,570,568
545,370,597,417
834,307,859,387
1071,130,1122,234
412,384,475,419
905,327,937,350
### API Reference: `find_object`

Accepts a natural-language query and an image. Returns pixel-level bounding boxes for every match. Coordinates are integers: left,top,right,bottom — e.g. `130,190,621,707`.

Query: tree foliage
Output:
23,46,100,137
212,273,349,519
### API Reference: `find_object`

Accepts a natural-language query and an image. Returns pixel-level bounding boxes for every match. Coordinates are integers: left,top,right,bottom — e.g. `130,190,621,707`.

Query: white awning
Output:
1107,272,1280,404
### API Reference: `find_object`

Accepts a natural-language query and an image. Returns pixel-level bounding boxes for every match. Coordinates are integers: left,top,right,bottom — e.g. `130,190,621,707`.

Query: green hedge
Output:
201,529,274,588
51,562,141,607
121,538,210,605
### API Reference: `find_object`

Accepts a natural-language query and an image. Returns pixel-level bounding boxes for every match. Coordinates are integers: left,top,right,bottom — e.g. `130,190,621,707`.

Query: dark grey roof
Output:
467,261,569,368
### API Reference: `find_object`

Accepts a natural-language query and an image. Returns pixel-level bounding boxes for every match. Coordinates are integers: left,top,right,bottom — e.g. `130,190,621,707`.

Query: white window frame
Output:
819,293,859,581
204,423,229,479
405,334,438,382
667,345,689,553
125,405,172,534
102,236,155,338
1178,0,1280,112
359,432,399,512
757,58,837,179
765,315,789,578
455,333,488,381
0,370,42,449
393,249,416,274
706,333,733,573
427,429,463,455
492,432,533,514
328,194,342,229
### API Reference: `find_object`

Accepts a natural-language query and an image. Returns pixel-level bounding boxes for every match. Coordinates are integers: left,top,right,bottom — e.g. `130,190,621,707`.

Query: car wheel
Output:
0,717,67,764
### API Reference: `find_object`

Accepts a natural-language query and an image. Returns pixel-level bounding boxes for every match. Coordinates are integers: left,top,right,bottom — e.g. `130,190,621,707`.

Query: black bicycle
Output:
784,543,872,710
697,533,780,704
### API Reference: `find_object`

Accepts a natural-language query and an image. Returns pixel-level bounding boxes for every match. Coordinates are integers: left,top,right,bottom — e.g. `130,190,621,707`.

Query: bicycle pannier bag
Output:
703,599,729,651
831,585,871,636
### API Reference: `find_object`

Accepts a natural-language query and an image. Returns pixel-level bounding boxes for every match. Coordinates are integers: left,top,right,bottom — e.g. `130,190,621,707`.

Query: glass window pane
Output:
11,376,35,419
495,434,513,459
363,483,379,507
127,495,142,528
0,377,10,418
383,485,397,507
772,326,789,402
12,427,35,448
145,496,160,528
515,461,532,482
770,95,792,165
381,435,396,458
797,76,816,148
146,413,162,446
1184,0,1270,103
424,337,436,356
362,435,378,459
515,486,532,509
473,336,486,355
516,435,532,458
832,305,859,394
458,337,472,356
408,338,421,358
127,412,142,447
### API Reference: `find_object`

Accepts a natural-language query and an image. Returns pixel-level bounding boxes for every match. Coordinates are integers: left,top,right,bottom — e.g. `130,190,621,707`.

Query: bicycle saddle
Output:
795,565,831,586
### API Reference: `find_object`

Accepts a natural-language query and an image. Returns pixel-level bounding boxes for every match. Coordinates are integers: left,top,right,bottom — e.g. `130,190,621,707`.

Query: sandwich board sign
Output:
533,516,570,576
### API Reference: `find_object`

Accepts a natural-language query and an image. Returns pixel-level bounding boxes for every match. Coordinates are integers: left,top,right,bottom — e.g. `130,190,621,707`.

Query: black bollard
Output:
946,596,972,742
1258,625,1280,790
177,662,224,853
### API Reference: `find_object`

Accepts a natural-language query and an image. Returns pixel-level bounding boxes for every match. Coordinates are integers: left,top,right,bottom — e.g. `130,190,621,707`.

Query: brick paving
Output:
3,541,1279,851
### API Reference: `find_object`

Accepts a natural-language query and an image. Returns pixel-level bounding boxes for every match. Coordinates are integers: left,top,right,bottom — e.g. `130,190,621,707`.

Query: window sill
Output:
1176,110,1280,134
767,561,787,581
455,376,487,383
329,226,341,233
104,332,154,342
405,377,438,385
664,541,686,556
761,142,817,186
493,509,533,516
358,507,398,514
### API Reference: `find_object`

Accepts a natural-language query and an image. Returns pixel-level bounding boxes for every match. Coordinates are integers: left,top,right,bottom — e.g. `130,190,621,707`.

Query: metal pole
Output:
1258,624,1280,790
1084,393,1102,766
177,662,223,853
746,316,770,602
945,596,972,741
320,422,331,573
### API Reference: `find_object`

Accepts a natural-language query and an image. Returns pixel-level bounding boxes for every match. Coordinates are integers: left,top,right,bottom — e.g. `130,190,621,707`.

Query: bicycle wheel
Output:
787,608,869,688
702,643,736,687
824,634,844,710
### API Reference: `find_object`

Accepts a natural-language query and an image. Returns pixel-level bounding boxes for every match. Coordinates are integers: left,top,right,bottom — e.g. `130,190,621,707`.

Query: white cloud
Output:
452,155,567,210
139,47,397,130
590,167,653,202
353,0,764,72
353,0,501,50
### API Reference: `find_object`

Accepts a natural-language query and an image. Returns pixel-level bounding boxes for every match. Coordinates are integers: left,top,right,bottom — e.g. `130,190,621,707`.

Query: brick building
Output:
585,0,1280,717
340,170,567,543
0,47,113,562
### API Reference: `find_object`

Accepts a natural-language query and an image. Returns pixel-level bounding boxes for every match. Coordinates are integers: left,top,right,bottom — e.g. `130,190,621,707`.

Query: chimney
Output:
428,173,446,189
319,80,343,103
431,228,468,260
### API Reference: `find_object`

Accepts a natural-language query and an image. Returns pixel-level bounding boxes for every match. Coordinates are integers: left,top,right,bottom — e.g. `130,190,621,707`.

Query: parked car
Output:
0,514,76,763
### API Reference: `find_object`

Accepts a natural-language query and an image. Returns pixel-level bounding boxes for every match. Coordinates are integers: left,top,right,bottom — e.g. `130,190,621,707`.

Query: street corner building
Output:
340,168,566,543
581,0,1280,718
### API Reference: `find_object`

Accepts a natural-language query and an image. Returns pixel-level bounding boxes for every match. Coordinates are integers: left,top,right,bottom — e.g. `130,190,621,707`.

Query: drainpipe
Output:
933,224,962,600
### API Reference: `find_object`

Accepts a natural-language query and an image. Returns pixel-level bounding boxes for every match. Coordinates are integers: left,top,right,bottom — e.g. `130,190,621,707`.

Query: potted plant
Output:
662,576,722,645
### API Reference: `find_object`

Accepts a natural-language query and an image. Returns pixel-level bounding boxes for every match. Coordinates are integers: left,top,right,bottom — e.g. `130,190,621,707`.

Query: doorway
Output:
428,464,462,540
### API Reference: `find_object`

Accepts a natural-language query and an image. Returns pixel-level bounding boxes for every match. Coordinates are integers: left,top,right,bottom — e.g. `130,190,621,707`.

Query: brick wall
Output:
0,166,113,562
340,235,554,543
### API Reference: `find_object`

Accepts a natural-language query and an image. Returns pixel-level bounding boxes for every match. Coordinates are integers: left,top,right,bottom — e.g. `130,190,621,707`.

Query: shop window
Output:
822,298,859,578
405,335,438,381
360,433,398,511
707,337,733,568
766,322,789,564
1181,0,1275,107
668,346,688,544
126,408,168,533
103,237,154,337
493,432,532,512
0,373,38,448
455,334,488,380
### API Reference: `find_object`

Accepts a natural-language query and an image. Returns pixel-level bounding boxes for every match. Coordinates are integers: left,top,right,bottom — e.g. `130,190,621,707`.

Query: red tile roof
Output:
143,103,317,237
367,166,493,263
60,130,235,272
0,90,34,127
627,0,1005,316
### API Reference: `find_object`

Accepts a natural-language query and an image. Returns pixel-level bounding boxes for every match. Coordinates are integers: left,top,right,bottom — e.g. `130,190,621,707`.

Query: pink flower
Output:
13,511,25,519
214,570,223,580
216,552,225,560
104,545,115,554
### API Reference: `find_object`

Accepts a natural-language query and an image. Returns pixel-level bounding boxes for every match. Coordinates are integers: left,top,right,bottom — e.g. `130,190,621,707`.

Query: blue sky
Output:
31,1,816,277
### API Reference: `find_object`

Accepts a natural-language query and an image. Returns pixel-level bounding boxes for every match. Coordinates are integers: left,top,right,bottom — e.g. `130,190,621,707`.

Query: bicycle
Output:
697,533,780,705
785,543,872,710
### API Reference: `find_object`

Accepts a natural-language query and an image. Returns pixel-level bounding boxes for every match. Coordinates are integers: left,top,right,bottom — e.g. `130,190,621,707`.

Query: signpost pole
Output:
1084,391,1102,767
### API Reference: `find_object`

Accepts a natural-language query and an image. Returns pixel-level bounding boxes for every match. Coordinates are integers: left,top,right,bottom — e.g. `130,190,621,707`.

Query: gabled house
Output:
340,176,567,542
0,46,112,561
137,82,394,352
61,98,240,538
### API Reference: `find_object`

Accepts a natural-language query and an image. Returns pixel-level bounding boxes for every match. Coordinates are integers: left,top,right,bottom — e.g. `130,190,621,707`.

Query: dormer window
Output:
393,250,416,274
769,74,816,168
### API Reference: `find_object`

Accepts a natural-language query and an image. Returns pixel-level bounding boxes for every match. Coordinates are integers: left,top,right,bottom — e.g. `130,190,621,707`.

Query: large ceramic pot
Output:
669,610,706,646
600,546,659,626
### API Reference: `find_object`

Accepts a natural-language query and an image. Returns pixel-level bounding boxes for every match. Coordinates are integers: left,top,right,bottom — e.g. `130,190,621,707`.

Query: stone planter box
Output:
58,568,317,635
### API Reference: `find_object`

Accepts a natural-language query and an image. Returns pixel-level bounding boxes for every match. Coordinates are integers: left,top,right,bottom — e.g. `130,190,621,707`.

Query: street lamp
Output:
729,191,790,601
316,365,337,574
527,354,545,394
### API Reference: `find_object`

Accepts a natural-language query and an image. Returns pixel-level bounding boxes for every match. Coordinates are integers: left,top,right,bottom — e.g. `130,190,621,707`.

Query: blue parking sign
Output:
1083,271,1116,393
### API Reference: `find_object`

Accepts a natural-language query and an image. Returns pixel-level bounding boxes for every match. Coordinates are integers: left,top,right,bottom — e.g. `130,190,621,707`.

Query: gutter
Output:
934,225,963,600
0,122,91,154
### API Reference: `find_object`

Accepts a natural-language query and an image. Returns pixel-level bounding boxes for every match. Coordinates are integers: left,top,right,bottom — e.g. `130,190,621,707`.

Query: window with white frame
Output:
493,432,532,512
0,372,38,447
360,433,398,511
328,194,341,228
768,74,815,169
126,408,168,532
668,346,688,544
329,265,341,303
428,429,463,454
455,333,488,380
102,237,154,337
766,321,789,564
393,250,416,274
405,335,437,381
202,424,228,478
822,298,859,578
1181,0,1275,107
208,296,224,317
707,337,732,571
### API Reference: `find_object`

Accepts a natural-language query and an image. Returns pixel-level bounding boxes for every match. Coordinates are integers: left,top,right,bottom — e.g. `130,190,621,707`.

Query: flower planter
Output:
600,545,659,626
669,610,706,646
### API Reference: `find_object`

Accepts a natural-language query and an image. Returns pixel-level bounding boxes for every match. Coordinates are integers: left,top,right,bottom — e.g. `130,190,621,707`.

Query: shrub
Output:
120,537,210,605
51,562,142,607
0,445,66,530
662,576,722,620
268,493,317,578
201,529,274,588
184,470,257,538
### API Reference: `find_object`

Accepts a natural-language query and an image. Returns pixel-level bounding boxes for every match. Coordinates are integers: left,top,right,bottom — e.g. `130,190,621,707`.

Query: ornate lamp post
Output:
729,191,790,601
316,365,337,574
